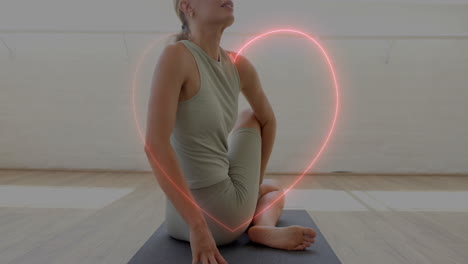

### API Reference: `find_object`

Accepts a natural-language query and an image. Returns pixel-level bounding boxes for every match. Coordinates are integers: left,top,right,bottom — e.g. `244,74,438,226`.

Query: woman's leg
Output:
229,108,316,250
249,179,285,227
231,109,286,228
231,108,267,186
232,109,317,250
246,180,317,251
231,109,287,227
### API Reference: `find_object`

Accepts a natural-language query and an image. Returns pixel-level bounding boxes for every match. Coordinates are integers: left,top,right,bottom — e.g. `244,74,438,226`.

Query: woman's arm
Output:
233,53,277,185
144,43,207,230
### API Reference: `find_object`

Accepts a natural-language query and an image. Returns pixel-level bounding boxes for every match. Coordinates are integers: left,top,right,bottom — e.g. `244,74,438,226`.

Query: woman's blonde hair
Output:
172,0,191,42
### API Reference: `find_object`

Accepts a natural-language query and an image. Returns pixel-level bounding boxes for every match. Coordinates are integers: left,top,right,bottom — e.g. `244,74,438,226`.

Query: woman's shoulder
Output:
152,42,196,92
225,50,257,88
163,41,190,60
158,41,195,71
225,50,255,71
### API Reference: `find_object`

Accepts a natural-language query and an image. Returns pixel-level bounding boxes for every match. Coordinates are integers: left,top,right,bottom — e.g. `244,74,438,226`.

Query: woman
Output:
144,0,317,263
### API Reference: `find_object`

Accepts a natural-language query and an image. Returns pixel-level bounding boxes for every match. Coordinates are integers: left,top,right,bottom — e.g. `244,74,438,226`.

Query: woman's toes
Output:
304,228,317,238
293,244,306,250
304,235,315,243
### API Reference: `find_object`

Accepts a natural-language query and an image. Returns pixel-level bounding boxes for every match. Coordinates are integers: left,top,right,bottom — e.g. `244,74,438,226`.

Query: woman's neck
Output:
189,25,224,62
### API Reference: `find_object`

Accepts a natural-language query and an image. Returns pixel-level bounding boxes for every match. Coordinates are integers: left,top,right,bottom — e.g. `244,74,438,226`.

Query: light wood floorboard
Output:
0,170,467,264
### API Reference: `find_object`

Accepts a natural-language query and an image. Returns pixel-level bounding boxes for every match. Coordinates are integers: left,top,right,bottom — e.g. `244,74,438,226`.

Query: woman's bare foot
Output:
247,225,317,250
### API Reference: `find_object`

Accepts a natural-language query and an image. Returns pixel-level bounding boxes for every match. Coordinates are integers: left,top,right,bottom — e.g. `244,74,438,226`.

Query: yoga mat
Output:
128,209,342,264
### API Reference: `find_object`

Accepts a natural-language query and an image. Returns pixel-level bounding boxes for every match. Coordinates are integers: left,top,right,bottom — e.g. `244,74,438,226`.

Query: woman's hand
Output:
189,223,228,264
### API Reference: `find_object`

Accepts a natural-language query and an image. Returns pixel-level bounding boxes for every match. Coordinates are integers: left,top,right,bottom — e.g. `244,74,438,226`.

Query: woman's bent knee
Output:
233,108,261,134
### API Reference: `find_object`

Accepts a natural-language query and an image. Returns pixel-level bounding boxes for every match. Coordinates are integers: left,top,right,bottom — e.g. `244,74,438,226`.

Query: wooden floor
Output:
0,169,467,264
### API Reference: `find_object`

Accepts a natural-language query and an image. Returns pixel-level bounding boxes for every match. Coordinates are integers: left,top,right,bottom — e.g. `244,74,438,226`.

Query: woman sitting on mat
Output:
144,1,317,263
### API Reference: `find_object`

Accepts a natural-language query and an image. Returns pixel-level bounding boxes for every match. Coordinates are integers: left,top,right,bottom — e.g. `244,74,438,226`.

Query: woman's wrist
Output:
189,216,208,231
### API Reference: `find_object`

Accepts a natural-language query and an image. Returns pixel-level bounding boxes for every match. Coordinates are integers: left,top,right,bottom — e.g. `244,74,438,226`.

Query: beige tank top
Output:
170,39,241,189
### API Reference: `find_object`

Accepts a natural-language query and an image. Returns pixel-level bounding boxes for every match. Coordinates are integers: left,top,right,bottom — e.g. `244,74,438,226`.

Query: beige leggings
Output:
165,127,262,246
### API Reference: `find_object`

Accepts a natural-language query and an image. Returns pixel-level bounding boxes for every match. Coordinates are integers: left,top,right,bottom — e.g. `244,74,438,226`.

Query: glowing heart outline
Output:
134,28,340,233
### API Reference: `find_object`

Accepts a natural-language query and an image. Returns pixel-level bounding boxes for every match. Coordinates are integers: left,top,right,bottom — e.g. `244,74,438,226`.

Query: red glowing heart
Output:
133,28,340,233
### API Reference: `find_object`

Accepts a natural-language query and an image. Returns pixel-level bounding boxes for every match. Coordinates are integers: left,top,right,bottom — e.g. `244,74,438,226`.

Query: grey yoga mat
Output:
128,209,342,264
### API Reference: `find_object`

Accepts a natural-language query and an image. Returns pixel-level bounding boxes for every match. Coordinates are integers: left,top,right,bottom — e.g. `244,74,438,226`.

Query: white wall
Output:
1,0,467,174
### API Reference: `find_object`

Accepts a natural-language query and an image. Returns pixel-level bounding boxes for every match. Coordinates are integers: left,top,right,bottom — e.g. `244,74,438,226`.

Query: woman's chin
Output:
225,16,235,26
